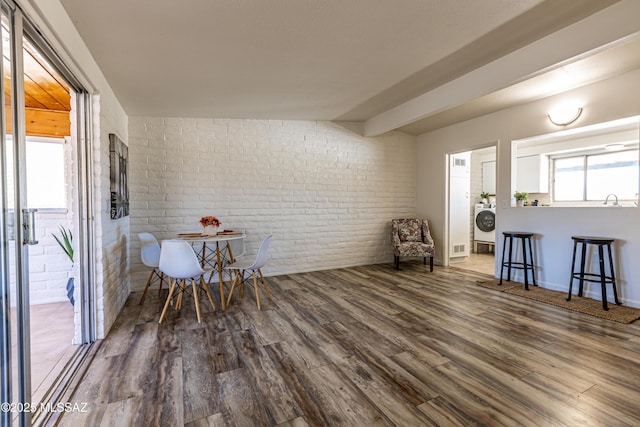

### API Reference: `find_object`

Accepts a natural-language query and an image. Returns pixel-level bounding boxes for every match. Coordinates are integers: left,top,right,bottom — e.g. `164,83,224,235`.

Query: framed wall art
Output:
109,133,129,219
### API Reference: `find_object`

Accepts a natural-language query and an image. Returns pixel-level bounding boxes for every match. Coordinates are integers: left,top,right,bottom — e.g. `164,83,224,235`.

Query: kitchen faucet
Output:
604,194,618,206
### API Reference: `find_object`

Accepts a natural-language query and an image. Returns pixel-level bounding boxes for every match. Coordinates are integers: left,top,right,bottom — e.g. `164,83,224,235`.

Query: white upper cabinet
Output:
482,161,496,194
517,155,549,193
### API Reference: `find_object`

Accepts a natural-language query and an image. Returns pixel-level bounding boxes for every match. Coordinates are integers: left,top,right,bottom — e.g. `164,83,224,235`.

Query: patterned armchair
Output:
392,218,435,271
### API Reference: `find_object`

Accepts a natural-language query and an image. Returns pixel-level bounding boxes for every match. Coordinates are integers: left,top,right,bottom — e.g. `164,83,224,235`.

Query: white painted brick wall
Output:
93,94,130,338
128,118,416,290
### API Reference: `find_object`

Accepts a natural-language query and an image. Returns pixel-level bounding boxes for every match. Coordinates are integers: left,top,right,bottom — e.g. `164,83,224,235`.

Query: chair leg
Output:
258,269,272,299
395,255,399,270
192,279,202,322
429,256,433,272
139,268,156,305
200,276,217,311
226,273,240,309
253,272,261,310
159,279,178,324
176,279,187,310
239,270,245,298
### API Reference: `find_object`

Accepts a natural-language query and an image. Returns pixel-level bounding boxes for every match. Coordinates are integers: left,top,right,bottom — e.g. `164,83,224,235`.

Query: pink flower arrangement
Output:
199,216,221,227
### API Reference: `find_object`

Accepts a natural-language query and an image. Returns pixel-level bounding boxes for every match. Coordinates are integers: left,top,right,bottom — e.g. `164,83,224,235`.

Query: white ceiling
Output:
59,0,636,134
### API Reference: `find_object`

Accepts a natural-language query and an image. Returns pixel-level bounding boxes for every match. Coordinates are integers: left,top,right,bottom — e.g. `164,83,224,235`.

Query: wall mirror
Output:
512,116,639,207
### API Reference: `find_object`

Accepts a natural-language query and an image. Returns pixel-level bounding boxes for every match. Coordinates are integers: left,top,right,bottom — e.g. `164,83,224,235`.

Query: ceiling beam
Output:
363,0,640,137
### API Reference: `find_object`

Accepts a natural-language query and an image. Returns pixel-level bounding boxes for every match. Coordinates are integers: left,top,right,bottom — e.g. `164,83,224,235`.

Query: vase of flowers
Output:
200,215,222,236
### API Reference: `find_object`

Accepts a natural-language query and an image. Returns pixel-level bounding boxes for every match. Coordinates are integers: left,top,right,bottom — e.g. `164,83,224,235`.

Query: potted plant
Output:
514,191,529,207
480,192,490,205
52,226,74,305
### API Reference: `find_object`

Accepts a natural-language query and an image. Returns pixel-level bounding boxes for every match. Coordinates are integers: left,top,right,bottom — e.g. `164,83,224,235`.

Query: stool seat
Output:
567,236,620,310
571,236,614,244
499,231,536,290
503,231,534,238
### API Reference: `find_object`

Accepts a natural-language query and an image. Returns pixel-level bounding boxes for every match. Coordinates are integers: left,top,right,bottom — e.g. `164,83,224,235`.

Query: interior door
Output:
449,152,471,258
0,3,36,426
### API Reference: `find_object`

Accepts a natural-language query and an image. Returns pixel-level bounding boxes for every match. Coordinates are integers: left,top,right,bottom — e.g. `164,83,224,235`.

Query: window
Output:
554,157,585,201
26,138,66,209
553,149,639,201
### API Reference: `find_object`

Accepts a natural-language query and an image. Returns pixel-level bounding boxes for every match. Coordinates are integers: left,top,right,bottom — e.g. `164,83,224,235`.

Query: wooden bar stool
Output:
566,236,620,311
499,232,536,290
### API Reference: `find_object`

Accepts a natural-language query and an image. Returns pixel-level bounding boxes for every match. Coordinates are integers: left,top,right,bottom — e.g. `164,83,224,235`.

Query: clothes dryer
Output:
474,204,496,243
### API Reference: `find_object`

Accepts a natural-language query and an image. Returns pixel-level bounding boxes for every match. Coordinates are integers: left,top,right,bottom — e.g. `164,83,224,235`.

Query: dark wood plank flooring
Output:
57,262,640,426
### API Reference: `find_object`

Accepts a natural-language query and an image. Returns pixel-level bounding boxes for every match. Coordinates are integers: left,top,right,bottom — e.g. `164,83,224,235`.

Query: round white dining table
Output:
177,232,245,310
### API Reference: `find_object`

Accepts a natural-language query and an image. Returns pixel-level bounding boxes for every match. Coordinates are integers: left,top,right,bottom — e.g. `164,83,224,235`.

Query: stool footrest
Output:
501,262,535,270
571,273,615,284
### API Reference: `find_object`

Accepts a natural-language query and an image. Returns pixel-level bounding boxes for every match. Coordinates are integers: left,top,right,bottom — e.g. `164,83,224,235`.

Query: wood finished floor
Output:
450,252,495,276
58,262,640,426
10,302,77,404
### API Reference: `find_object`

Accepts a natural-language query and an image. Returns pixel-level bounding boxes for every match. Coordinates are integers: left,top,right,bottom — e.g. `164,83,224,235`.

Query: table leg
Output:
226,242,237,290
216,243,225,310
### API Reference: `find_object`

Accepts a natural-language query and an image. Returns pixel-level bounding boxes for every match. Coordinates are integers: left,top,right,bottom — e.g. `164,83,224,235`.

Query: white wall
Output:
128,118,416,287
417,69,640,307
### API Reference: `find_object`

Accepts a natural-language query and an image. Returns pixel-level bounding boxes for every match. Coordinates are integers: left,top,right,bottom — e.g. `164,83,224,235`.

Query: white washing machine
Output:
474,204,496,243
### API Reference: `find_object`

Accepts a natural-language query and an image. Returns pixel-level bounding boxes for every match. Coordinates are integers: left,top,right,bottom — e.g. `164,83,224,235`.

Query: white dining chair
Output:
138,232,165,305
225,235,273,310
158,240,217,323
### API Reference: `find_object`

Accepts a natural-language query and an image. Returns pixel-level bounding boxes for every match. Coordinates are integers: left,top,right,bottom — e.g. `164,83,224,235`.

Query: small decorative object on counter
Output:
200,215,222,236
480,192,490,205
514,191,528,207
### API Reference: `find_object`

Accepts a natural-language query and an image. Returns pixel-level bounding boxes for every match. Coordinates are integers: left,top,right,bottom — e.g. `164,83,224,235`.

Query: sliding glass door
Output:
1,2,95,426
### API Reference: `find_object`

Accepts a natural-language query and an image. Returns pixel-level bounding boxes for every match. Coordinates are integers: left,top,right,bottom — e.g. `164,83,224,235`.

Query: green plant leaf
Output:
52,225,74,264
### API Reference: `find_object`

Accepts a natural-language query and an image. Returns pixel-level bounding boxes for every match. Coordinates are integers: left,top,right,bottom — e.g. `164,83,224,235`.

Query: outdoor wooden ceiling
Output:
3,40,71,138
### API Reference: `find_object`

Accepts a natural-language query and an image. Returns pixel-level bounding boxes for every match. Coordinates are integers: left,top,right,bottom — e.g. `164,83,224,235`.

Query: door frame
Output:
444,143,498,269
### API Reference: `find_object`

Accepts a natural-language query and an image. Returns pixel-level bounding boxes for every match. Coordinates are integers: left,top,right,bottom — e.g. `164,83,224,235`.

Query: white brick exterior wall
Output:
128,118,416,289
29,212,74,303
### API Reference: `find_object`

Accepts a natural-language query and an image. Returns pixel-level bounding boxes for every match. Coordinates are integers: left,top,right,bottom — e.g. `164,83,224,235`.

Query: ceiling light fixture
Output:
548,103,583,126
604,143,625,151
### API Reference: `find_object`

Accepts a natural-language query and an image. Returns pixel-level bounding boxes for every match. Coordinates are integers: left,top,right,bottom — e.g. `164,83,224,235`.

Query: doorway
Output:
448,146,496,276
1,3,95,426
